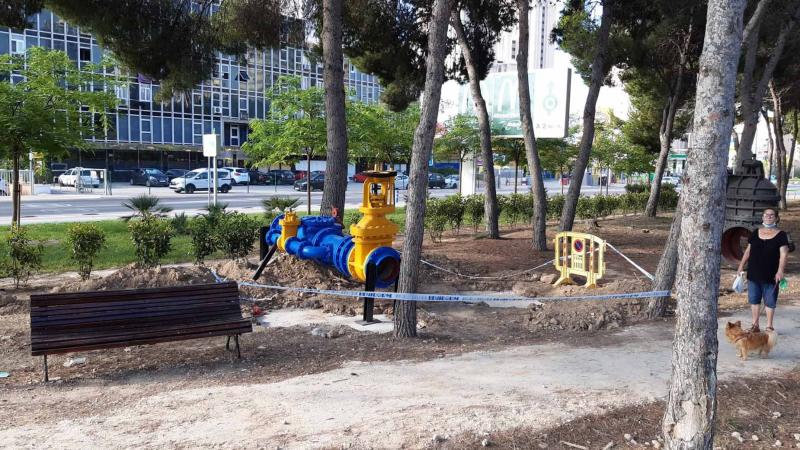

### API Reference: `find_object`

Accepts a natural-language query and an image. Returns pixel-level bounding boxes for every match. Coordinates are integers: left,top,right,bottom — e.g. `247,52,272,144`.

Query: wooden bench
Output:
30,282,251,381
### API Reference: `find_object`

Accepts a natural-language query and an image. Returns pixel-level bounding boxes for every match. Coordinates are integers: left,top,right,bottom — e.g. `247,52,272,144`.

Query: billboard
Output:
439,68,571,139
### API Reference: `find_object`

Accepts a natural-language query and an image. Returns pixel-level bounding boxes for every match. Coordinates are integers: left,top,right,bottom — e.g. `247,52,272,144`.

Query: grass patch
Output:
0,207,408,274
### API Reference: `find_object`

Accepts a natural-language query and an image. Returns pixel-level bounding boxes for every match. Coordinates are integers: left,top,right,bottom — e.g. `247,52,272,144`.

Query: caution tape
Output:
236,279,670,304
606,242,655,281
420,258,555,280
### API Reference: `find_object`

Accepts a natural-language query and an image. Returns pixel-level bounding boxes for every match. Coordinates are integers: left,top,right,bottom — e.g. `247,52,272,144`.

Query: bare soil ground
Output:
2,210,800,448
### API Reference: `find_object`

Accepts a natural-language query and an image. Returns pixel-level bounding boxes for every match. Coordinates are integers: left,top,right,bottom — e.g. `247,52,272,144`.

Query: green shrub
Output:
575,196,594,219
121,194,173,221
171,212,190,235
425,197,449,243
201,202,229,227
464,194,485,232
0,226,43,288
343,210,363,233
658,187,679,210
216,212,259,260
503,192,534,226
547,194,565,220
441,194,466,233
128,217,174,268
65,223,107,280
188,217,217,264
625,183,649,193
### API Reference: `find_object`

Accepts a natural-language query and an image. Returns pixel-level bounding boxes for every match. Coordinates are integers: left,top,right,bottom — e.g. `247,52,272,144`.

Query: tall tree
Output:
449,0,517,239
243,76,326,214
634,1,703,217
661,0,746,447
435,114,480,183
553,0,615,231
319,0,349,216
517,0,548,250
0,48,118,227
734,0,800,165
395,0,452,338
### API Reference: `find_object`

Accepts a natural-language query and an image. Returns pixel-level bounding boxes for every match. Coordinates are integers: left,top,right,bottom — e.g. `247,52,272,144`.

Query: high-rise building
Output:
0,8,381,180
490,2,559,73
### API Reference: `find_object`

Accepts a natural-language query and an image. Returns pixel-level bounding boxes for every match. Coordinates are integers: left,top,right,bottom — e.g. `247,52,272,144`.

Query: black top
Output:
747,229,789,283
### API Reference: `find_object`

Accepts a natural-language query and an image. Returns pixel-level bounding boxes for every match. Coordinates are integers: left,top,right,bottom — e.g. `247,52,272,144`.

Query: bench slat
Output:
31,301,241,326
31,312,248,341
30,292,239,316
31,319,250,349
30,282,237,307
31,323,252,356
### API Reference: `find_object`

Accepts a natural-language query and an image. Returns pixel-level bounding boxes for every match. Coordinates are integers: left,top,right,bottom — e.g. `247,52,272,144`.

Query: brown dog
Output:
725,321,778,360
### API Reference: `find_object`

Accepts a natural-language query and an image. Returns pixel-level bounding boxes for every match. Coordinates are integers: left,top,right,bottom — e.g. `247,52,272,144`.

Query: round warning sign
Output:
573,239,584,253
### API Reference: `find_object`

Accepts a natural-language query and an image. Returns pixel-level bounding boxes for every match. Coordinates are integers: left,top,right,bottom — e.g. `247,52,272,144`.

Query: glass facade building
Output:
1,9,382,180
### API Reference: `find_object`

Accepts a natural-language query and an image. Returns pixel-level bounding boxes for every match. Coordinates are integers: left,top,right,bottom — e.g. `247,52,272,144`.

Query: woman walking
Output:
737,208,790,332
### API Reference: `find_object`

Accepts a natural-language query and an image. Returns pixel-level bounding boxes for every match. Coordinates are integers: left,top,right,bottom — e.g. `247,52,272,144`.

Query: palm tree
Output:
121,194,173,221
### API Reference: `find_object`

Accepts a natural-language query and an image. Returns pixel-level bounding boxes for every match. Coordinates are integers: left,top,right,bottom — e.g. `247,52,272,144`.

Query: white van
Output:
169,168,233,194
57,168,101,188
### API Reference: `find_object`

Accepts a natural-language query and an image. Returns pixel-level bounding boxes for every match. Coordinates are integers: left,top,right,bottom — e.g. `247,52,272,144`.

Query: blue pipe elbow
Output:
366,247,401,289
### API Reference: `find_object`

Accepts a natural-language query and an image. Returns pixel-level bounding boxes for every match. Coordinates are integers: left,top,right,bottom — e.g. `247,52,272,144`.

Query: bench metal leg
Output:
43,355,48,382
235,335,241,359
225,336,231,351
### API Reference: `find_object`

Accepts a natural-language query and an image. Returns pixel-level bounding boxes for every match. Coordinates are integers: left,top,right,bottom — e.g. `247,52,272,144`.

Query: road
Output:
0,179,627,225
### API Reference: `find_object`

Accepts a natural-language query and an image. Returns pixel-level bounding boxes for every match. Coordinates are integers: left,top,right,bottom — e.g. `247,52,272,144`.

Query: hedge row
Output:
424,185,679,242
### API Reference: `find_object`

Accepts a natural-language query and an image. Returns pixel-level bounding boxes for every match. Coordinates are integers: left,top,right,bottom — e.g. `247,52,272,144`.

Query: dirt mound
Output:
215,256,377,315
525,298,646,332
52,264,218,293
0,293,27,314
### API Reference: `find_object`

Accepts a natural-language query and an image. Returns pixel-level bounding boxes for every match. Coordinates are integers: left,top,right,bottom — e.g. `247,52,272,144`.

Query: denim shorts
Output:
748,281,779,309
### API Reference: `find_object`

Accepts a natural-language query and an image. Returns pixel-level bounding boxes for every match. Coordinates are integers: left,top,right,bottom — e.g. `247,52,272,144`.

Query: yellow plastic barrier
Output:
553,231,606,288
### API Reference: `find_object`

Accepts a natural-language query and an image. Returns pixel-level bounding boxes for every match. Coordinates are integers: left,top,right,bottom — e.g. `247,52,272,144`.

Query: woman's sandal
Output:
766,327,775,332
749,324,761,333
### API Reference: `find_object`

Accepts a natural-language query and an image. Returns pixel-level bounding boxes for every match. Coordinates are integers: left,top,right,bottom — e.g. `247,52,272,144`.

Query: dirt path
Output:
2,306,798,449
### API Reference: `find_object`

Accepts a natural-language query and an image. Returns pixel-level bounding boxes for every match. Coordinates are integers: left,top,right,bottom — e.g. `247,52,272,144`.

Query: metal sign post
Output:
203,134,221,207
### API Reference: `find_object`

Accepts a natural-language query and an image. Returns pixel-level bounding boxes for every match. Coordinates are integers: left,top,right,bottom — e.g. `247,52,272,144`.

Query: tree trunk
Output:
763,109,775,179
513,156,518,194
735,4,799,164
395,0,451,338
452,10,500,238
769,82,787,209
662,0,745,447
786,110,798,183
645,203,682,318
12,148,21,227
306,151,312,215
320,0,349,216
559,0,613,231
646,94,683,217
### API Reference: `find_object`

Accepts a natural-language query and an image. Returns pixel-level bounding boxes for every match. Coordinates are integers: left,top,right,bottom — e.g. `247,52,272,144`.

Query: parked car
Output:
165,169,189,180
0,176,6,195
58,168,100,188
247,168,269,185
221,167,250,185
444,174,459,189
662,176,681,185
169,168,232,194
428,172,446,189
130,168,170,187
352,172,369,183
267,169,295,185
294,172,325,191
394,174,409,190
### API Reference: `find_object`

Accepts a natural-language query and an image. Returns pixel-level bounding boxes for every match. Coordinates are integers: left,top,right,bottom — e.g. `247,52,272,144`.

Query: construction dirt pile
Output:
215,255,371,314
52,264,218,293
525,298,647,332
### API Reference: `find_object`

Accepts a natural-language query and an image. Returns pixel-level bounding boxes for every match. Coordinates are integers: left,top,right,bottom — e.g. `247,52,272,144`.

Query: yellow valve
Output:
277,210,300,252
553,231,606,288
348,170,399,282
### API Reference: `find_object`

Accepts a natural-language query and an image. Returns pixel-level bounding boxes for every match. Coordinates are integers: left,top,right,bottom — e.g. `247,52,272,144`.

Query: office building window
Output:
139,84,152,102
511,40,517,59
230,126,239,146
10,36,25,55
115,85,129,103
